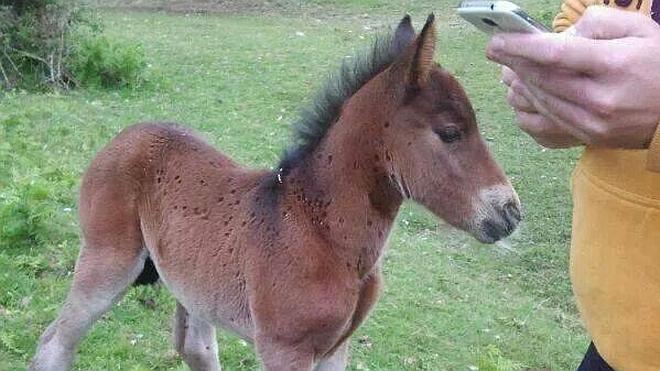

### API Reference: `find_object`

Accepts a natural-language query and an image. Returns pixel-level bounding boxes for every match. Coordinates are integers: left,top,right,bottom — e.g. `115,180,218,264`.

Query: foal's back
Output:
80,123,264,335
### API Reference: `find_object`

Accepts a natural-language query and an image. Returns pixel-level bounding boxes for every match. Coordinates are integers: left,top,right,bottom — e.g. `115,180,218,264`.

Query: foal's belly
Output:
163,273,254,341
141,221,255,341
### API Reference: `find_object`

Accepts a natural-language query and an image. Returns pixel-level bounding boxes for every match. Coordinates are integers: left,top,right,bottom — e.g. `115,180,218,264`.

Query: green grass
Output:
0,1,587,370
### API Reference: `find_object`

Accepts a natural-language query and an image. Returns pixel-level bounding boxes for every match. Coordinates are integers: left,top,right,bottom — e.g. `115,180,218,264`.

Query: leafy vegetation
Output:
0,0,145,90
0,1,587,369
69,33,146,88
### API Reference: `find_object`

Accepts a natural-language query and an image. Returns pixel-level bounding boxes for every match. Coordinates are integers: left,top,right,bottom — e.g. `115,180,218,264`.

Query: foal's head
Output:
363,15,521,243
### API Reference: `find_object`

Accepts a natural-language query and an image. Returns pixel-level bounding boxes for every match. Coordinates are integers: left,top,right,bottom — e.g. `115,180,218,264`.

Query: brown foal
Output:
30,15,521,371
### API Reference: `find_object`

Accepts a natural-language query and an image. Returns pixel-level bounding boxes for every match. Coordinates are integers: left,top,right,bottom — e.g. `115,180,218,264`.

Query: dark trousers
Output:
578,342,614,371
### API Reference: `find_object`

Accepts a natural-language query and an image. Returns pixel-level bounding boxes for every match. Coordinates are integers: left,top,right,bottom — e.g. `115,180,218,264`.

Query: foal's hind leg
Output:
30,229,146,370
174,302,221,371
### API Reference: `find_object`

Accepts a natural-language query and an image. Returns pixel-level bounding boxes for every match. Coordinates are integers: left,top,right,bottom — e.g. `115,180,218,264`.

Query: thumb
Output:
573,6,652,39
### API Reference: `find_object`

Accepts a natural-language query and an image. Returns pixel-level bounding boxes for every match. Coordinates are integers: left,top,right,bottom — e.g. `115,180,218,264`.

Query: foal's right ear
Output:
406,14,436,88
391,14,415,55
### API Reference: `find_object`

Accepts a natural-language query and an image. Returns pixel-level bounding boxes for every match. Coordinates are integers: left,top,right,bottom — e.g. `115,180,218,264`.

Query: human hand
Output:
501,66,582,149
487,6,660,149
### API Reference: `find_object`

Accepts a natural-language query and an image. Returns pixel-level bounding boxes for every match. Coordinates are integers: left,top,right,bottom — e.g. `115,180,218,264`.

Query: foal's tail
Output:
133,257,160,286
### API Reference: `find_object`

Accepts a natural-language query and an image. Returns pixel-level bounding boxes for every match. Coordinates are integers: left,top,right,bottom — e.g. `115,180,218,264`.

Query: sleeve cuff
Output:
647,122,660,172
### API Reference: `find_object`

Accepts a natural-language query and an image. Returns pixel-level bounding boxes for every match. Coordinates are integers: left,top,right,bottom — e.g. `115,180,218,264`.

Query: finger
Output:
507,87,536,113
515,110,555,137
522,82,602,145
508,79,585,140
501,66,516,87
515,110,575,139
515,111,582,148
487,32,608,73
575,6,656,39
509,78,590,141
510,80,587,141
512,63,594,104
510,79,538,110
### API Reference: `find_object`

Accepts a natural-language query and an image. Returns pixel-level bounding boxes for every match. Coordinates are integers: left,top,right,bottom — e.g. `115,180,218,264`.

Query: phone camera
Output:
481,18,498,27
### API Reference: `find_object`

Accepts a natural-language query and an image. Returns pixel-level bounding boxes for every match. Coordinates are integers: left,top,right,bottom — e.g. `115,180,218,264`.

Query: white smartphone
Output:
457,1,550,34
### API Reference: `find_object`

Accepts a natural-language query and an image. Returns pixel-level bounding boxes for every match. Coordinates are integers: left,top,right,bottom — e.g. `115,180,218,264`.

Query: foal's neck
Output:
285,114,403,278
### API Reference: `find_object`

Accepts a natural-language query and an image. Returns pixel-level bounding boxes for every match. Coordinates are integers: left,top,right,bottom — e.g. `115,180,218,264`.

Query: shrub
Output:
69,33,146,89
0,0,82,89
0,0,145,90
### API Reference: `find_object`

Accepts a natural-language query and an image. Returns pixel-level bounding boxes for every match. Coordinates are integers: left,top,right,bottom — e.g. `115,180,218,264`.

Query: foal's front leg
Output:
314,270,382,371
314,341,348,371
256,339,316,371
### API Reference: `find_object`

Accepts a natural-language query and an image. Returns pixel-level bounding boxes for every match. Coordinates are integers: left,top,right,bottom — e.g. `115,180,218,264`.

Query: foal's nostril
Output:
479,202,521,243
504,201,522,223
483,219,506,240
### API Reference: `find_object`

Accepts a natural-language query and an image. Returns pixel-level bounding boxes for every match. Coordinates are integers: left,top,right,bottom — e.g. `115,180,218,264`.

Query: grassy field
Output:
0,1,587,370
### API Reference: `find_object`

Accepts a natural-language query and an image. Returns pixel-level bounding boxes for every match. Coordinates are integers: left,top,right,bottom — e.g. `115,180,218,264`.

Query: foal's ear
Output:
407,13,437,87
391,14,415,55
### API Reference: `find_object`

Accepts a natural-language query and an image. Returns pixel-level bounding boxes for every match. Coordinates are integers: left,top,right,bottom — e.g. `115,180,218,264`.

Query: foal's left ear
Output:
407,13,437,87
392,14,415,55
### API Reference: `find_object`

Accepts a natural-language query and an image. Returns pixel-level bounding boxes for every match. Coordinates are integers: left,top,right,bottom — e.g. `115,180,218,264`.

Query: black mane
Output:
277,31,401,175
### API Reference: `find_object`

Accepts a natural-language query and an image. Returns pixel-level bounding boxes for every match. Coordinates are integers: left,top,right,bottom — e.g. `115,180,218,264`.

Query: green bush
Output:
69,34,146,89
0,0,146,90
0,0,82,89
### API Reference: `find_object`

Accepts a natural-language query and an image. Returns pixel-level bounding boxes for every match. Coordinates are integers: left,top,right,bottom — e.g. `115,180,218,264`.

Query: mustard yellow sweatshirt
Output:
554,1,660,369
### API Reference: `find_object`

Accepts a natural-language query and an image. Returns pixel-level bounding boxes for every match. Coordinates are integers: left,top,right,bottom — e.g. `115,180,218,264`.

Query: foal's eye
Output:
434,125,462,143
